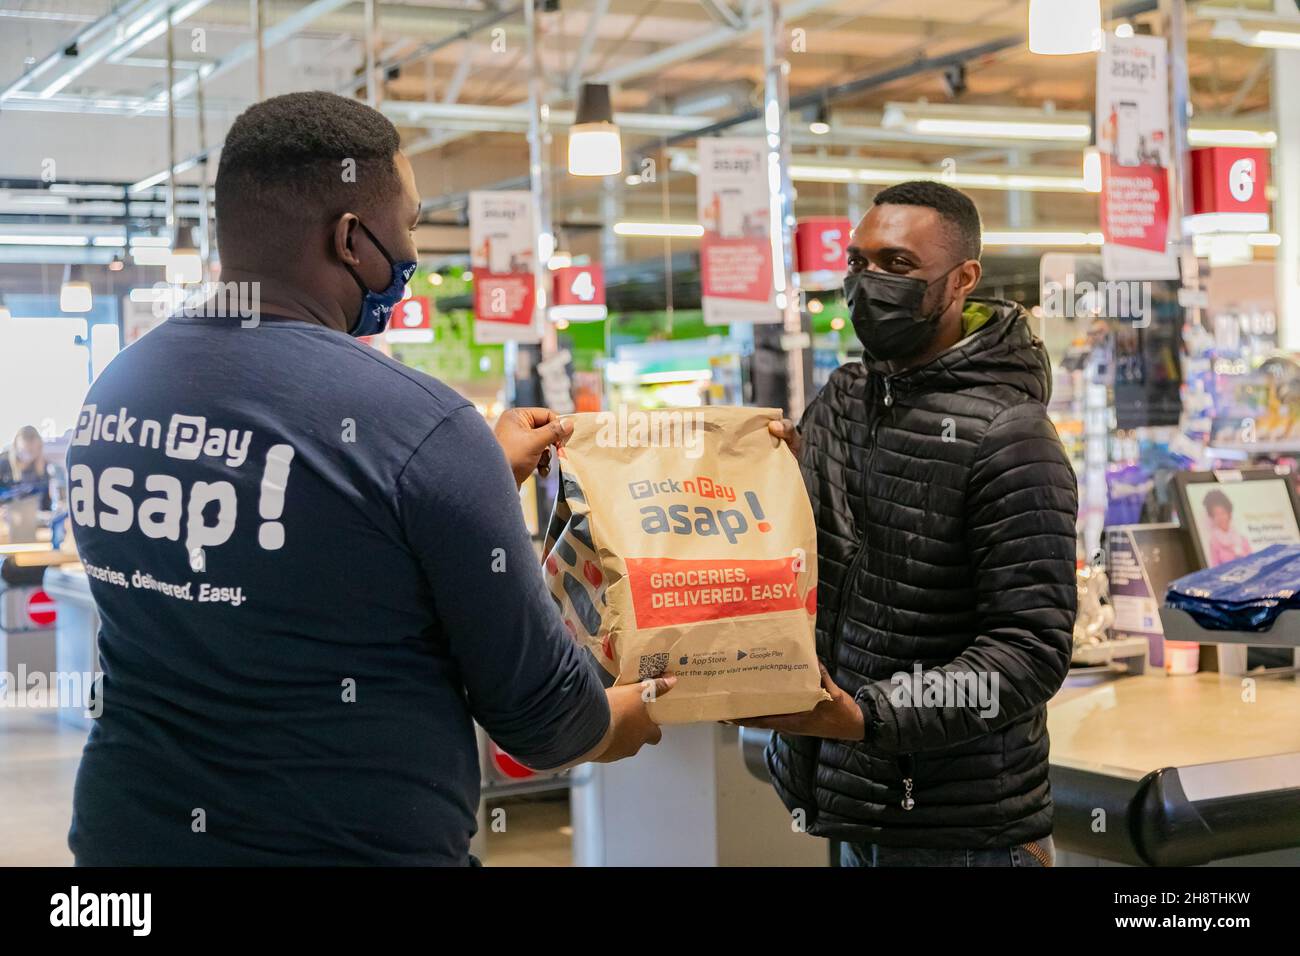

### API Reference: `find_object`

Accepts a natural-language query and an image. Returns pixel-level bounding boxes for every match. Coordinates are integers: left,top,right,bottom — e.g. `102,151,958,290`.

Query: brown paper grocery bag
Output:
543,405,828,724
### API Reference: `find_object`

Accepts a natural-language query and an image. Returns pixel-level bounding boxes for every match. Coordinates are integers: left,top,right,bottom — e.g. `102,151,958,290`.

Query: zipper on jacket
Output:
826,373,891,682
899,753,916,811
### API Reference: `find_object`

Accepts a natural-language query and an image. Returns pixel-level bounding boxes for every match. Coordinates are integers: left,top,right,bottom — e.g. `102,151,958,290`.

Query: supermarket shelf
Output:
1159,606,1300,648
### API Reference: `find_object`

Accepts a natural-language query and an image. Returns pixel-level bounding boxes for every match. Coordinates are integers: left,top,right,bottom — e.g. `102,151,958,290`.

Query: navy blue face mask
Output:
343,220,417,338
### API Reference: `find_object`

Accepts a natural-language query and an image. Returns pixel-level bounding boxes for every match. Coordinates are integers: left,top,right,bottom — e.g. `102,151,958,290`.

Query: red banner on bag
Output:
625,556,806,629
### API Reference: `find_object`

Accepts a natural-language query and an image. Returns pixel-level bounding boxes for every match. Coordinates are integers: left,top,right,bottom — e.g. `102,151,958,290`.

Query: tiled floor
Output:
0,707,573,867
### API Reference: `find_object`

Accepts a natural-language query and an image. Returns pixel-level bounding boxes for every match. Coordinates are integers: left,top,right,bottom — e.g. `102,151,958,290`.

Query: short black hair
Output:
872,180,982,261
1203,489,1233,515
215,91,402,260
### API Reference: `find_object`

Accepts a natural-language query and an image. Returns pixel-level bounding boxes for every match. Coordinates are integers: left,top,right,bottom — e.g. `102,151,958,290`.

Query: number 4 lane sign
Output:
550,264,608,323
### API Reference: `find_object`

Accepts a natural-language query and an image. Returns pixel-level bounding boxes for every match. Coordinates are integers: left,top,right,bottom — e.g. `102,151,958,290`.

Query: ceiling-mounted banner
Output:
697,137,779,326
1097,32,1180,282
469,190,540,344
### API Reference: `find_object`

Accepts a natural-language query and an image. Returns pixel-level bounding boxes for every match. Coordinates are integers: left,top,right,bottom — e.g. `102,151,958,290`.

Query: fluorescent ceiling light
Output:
1187,127,1278,148
131,246,172,266
1212,18,1300,51
0,234,92,246
1028,0,1103,55
882,101,1275,149
789,163,1086,192
613,222,705,238
912,118,1092,140
983,231,1105,247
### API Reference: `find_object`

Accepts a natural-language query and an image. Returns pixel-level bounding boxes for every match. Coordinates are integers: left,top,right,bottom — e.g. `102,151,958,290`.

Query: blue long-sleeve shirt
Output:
66,311,609,865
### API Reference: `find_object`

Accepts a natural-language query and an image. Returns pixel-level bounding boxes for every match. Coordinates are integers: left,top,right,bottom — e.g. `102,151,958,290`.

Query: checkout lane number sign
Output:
26,589,57,627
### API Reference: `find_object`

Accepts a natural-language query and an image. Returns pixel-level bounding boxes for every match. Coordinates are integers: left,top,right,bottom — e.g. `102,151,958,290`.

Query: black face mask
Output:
844,262,963,363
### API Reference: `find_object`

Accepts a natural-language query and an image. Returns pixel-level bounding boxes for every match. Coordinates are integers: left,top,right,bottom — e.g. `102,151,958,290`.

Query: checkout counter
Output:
1048,669,1300,865
731,545,1300,866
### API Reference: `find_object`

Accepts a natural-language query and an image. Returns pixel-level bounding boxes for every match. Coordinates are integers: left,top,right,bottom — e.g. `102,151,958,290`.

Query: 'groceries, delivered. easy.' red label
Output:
626,556,805,629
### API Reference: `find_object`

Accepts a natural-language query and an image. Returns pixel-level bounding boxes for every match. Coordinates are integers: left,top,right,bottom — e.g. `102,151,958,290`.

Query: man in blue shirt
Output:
66,91,668,865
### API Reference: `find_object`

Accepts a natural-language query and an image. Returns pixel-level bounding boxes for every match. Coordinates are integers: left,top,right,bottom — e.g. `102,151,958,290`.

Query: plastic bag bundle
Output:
1165,543,1300,631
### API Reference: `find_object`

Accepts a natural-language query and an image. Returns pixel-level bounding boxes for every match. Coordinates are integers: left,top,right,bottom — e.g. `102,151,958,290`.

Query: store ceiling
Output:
0,0,1284,253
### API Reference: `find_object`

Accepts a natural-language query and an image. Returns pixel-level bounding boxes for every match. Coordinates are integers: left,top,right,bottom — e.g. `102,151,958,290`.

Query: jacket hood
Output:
876,297,1052,405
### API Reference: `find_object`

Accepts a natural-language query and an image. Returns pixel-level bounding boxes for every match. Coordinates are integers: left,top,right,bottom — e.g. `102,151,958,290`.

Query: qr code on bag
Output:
638,653,670,680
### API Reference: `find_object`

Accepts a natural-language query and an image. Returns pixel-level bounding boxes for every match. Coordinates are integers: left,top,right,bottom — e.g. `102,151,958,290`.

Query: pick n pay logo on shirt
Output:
68,403,294,555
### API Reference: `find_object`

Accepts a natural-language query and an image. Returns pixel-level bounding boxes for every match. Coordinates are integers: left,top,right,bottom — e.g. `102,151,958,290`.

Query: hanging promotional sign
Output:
697,138,779,326
469,190,540,344
1097,32,1179,281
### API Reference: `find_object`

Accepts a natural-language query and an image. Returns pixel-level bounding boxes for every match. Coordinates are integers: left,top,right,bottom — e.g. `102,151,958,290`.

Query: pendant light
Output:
1028,0,1103,56
809,104,831,136
60,263,93,313
166,224,202,285
568,82,622,177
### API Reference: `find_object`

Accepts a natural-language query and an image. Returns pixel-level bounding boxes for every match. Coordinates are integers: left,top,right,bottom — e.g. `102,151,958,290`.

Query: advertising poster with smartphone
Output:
1097,33,1179,282
697,138,779,326
469,190,540,344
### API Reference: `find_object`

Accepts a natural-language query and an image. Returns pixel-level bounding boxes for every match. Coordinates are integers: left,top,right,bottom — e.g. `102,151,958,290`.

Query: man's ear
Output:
333,214,361,267
958,259,982,297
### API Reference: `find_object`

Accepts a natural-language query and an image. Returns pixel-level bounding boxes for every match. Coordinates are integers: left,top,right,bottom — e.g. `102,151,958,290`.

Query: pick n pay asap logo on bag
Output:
629,476,773,545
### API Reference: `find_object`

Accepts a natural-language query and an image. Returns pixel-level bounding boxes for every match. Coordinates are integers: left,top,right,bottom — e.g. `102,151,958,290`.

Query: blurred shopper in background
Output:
0,425,54,510
66,91,668,866
748,181,1078,867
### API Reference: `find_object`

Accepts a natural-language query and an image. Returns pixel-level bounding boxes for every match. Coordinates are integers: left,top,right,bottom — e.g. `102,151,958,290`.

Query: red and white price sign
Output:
550,263,607,322
385,295,433,344
1189,147,1270,232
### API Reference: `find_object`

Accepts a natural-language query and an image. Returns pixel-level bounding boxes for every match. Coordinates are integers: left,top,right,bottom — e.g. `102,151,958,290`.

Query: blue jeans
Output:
840,836,1054,868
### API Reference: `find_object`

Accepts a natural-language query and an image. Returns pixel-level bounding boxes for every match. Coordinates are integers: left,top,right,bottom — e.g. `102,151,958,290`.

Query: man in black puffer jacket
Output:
740,181,1078,867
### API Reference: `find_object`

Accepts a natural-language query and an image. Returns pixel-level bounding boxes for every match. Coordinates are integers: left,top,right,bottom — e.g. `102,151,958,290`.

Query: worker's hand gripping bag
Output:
543,406,829,723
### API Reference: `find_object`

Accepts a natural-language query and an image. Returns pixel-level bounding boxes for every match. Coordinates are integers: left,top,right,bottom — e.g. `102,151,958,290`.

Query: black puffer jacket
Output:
766,298,1078,849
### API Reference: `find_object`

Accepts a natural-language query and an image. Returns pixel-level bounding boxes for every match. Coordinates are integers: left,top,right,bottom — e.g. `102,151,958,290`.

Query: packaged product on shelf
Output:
543,405,829,723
